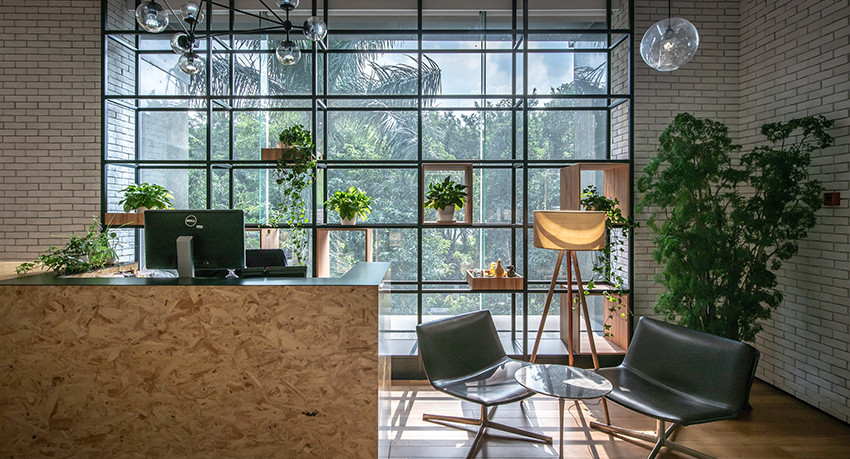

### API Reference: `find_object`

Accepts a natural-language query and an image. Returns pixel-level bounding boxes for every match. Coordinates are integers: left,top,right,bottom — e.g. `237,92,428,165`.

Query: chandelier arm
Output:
256,0,287,25
160,0,193,36
195,25,289,41
668,0,672,19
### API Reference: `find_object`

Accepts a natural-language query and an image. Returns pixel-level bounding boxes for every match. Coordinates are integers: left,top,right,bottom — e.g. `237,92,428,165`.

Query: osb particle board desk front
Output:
0,262,392,459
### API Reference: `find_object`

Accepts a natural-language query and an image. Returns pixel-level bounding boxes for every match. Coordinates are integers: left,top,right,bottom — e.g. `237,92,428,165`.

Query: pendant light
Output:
640,0,699,71
134,0,328,74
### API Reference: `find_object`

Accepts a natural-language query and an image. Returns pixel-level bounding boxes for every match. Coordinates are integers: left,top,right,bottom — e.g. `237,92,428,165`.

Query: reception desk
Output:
0,262,391,458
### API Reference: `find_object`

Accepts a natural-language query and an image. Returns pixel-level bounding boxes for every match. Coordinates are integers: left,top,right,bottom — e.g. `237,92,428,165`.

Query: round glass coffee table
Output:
515,364,612,459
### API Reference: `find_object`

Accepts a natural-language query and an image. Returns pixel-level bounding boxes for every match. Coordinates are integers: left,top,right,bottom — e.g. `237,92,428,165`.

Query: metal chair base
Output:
590,419,718,459
424,405,552,459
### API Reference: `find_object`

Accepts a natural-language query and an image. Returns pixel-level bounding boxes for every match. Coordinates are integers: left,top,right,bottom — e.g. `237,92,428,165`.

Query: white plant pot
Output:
341,216,357,226
134,206,148,213
436,206,456,223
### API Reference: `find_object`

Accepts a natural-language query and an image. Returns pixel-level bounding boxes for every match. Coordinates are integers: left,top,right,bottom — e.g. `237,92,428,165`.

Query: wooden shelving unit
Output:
316,227,373,278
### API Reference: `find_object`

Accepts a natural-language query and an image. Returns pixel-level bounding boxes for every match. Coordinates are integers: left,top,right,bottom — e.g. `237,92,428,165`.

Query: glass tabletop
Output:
515,364,613,399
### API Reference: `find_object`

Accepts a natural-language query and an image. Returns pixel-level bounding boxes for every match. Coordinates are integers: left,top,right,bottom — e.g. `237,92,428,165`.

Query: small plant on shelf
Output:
119,183,174,212
580,185,637,338
326,187,373,225
273,124,317,266
424,176,468,223
16,219,120,276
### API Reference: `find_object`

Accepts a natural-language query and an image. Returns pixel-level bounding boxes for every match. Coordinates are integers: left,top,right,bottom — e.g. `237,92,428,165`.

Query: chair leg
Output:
590,418,718,459
424,404,553,459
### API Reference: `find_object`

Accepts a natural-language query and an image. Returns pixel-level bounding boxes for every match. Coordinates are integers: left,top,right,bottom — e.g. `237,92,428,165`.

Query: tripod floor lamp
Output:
530,210,608,368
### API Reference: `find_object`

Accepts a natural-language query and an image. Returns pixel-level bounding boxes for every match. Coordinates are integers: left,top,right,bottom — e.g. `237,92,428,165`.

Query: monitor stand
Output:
176,236,195,279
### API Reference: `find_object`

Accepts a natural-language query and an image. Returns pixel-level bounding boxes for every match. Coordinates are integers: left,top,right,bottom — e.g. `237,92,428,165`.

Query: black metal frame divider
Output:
101,0,634,364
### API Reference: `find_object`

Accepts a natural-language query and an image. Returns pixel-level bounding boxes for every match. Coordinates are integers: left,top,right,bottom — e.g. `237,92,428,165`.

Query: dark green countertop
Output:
0,262,391,287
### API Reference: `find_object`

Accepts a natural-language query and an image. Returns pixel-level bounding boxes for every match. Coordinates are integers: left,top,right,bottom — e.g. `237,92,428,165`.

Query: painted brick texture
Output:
0,0,102,259
634,0,850,422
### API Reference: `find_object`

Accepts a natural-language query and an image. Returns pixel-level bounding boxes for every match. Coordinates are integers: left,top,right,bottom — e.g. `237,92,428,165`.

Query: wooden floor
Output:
384,379,850,459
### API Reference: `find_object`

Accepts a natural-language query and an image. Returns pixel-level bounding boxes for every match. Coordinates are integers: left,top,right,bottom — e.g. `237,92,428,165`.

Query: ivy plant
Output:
326,187,373,222
580,185,637,337
637,113,833,342
17,219,119,276
273,124,317,266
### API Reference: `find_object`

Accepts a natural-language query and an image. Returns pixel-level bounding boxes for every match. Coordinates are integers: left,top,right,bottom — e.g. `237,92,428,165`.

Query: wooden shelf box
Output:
466,270,523,290
317,228,373,278
422,163,473,225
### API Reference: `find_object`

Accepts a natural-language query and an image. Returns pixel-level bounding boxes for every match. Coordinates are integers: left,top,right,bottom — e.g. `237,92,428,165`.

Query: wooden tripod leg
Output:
570,251,610,424
530,250,564,364
570,251,599,369
566,251,574,366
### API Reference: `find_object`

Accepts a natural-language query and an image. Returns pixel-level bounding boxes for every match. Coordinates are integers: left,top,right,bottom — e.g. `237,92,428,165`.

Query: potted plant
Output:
119,183,174,213
637,113,833,342
277,124,314,158
326,187,372,225
424,176,468,223
273,124,317,266
16,219,120,276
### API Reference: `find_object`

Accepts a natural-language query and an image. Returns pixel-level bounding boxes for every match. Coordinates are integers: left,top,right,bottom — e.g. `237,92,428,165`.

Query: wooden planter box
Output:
104,212,144,226
261,146,319,162
466,270,523,290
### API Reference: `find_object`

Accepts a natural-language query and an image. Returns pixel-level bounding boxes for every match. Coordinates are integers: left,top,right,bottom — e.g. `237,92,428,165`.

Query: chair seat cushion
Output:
597,367,741,426
432,357,534,407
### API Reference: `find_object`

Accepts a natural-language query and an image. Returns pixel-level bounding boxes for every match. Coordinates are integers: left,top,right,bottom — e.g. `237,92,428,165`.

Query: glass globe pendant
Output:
640,17,699,71
276,40,301,66
170,32,193,55
179,51,203,75
303,17,327,41
177,1,205,25
135,1,169,33
277,0,299,11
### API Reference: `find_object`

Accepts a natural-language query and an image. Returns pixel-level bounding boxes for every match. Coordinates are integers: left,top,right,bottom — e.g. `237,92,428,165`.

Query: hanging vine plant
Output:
273,124,317,266
580,185,637,337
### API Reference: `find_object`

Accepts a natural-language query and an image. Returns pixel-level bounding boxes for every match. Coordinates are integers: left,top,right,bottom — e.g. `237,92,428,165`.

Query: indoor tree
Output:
637,113,834,342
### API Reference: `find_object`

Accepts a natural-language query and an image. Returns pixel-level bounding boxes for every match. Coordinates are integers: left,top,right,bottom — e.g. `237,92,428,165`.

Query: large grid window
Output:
103,0,633,360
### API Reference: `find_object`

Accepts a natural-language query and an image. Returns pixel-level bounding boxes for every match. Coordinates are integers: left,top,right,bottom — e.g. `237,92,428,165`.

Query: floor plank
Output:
384,379,850,459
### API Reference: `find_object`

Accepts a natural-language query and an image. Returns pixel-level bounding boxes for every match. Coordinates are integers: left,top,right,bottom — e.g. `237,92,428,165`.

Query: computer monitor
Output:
144,210,246,278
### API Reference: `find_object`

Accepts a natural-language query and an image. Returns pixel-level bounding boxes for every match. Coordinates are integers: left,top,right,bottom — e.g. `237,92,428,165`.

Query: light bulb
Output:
303,17,327,41
277,0,299,11
640,17,699,71
135,1,169,33
179,51,203,75
177,1,205,25
276,40,301,66
170,32,193,55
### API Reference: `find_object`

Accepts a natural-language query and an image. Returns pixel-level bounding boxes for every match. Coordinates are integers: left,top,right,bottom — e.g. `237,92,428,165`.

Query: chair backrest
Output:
624,317,760,411
246,249,288,268
416,310,507,382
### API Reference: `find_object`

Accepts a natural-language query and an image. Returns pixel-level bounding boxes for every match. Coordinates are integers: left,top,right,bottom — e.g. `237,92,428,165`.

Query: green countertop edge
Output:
0,262,392,287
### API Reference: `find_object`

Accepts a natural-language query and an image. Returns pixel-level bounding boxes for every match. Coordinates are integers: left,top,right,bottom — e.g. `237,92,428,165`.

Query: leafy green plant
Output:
580,185,637,337
273,124,317,266
637,113,833,342
424,176,468,211
278,124,314,149
326,187,373,222
17,219,119,276
119,183,174,212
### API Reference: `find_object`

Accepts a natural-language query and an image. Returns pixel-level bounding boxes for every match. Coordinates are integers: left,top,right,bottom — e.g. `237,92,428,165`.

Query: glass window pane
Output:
325,168,417,224
139,111,206,161
328,53,419,95
139,168,205,210
374,229,419,282
527,52,607,95
327,110,418,161
527,110,607,160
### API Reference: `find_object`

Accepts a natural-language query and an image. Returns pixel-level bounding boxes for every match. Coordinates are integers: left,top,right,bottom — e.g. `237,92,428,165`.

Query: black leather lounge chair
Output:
591,317,760,459
416,310,552,459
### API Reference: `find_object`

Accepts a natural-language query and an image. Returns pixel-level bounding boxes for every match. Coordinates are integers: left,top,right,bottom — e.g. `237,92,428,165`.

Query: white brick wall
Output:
0,0,103,259
634,0,850,422
738,0,850,423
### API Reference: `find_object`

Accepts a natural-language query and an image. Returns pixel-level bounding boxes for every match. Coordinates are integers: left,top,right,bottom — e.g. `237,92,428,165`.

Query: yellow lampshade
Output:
532,210,607,251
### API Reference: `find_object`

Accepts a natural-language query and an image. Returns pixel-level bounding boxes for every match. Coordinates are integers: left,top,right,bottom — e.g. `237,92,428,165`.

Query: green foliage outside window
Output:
637,113,833,342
